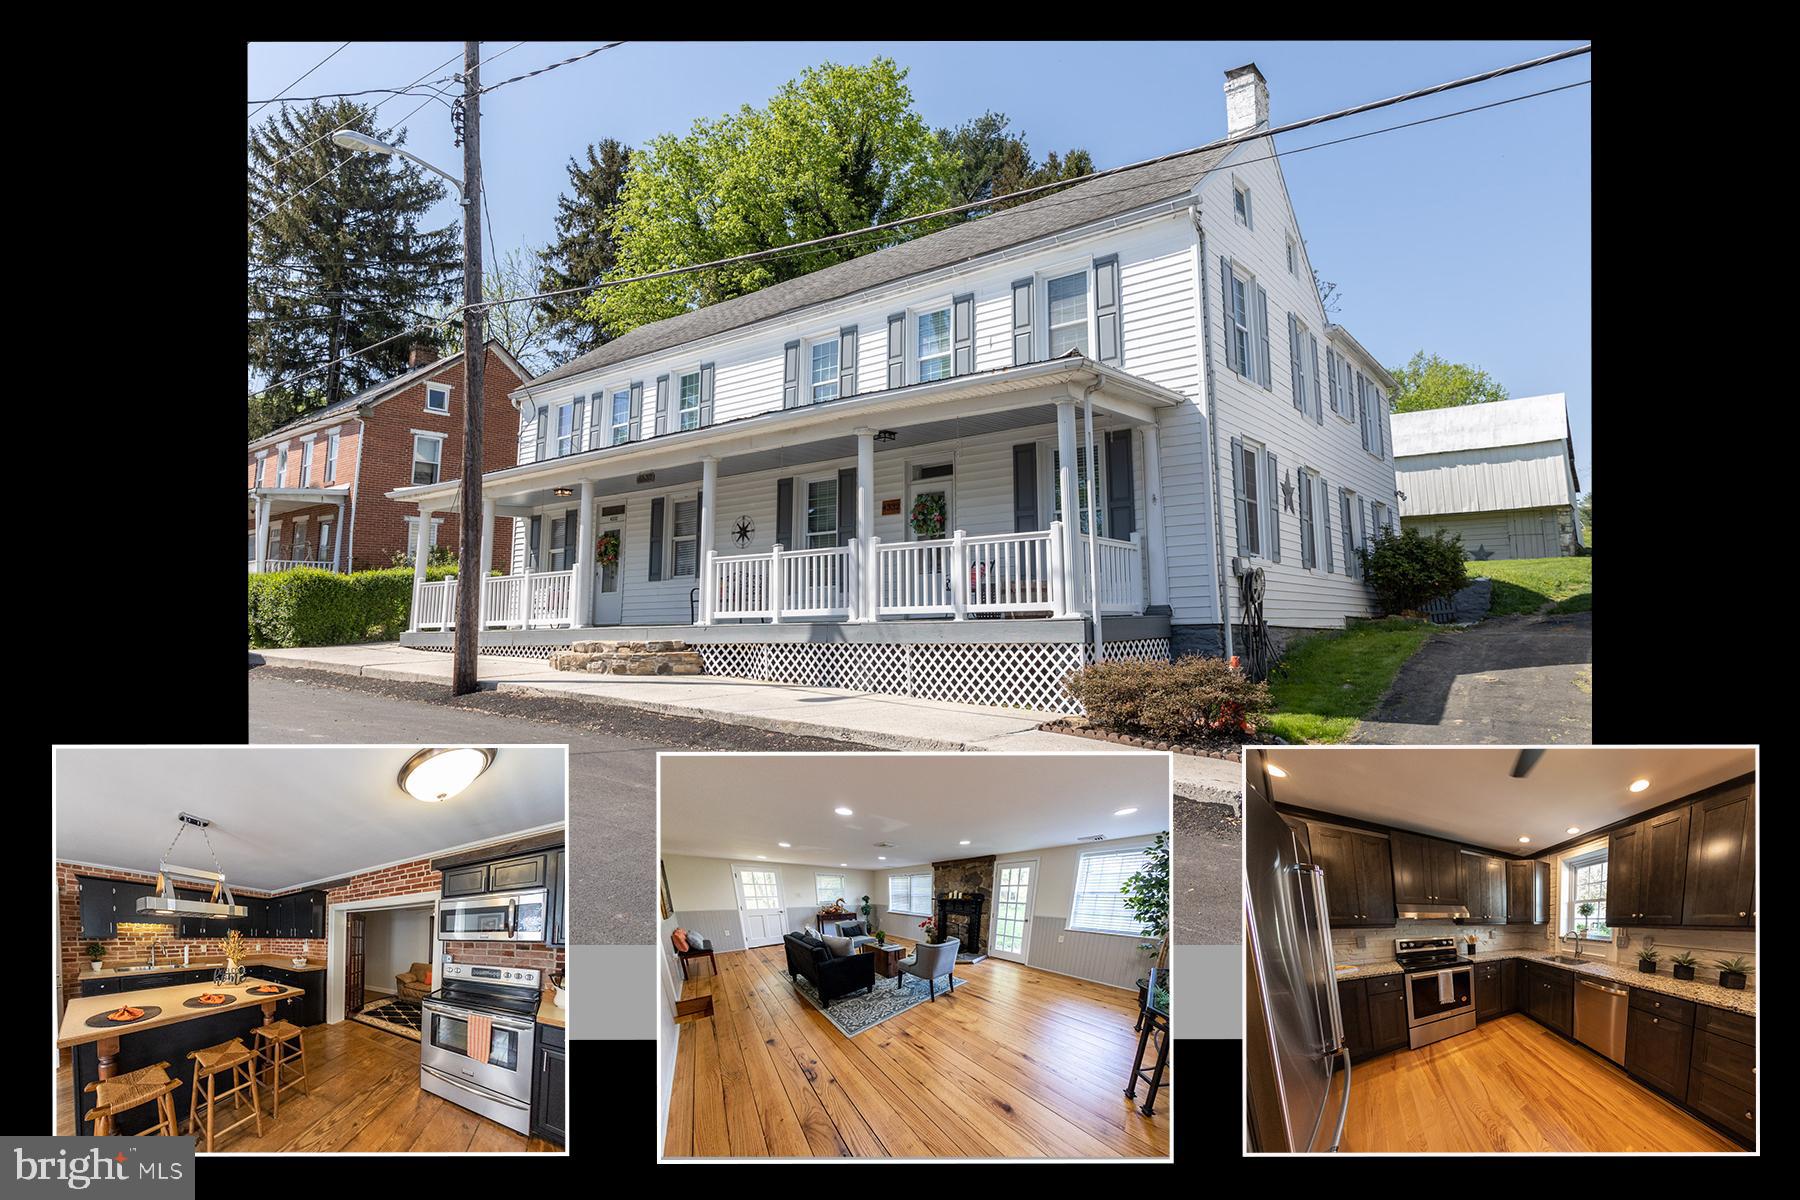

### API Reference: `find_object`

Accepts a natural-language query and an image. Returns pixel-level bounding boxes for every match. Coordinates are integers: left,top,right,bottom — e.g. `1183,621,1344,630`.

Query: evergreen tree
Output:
248,100,460,439
536,138,633,364
935,112,1093,216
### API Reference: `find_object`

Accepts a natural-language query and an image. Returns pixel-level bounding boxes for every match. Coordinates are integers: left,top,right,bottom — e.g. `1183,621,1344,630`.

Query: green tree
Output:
1387,351,1510,414
1121,832,1171,971
248,100,461,439
537,138,633,364
934,111,1093,215
583,58,958,336
1579,491,1592,546
428,245,558,377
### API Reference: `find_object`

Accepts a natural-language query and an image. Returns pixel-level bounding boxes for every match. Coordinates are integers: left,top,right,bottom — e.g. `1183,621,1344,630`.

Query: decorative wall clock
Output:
731,516,755,547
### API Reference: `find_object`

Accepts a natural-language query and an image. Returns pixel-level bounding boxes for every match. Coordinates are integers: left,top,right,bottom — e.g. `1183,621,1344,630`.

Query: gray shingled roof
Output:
529,145,1232,390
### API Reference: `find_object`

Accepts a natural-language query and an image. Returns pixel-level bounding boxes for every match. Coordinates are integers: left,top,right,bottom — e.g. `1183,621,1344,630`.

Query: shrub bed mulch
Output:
1037,717,1282,759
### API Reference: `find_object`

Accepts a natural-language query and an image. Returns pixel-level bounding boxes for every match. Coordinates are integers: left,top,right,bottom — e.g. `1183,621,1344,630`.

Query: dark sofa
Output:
783,932,875,1008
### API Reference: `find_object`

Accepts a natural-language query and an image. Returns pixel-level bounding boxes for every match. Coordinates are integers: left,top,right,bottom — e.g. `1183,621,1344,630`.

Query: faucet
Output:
149,941,159,968
1560,932,1584,960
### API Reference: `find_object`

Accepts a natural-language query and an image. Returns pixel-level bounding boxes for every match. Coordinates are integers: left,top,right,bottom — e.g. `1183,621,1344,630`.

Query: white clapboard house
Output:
391,64,1402,712
1392,393,1584,560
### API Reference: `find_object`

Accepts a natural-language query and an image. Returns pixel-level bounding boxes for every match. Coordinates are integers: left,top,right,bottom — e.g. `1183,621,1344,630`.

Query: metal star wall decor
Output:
1469,544,1494,561
731,516,756,547
1281,471,1296,513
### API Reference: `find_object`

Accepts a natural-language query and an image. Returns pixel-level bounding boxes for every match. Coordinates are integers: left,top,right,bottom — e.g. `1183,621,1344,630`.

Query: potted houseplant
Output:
917,917,939,945
1636,947,1659,974
858,894,874,929
1714,956,1751,990
1121,832,1172,971
86,942,105,973
1575,902,1594,941
1670,951,1698,981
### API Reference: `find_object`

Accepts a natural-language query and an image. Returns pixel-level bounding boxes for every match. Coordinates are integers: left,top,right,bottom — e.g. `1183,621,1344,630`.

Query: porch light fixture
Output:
834,806,853,816
1265,764,1289,778
1629,779,1650,792
397,747,496,803
1114,807,1139,816
873,430,897,442
553,486,574,497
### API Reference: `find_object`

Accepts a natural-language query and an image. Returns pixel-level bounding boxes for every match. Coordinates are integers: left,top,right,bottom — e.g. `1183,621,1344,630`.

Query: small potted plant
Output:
918,917,938,944
1670,951,1698,981
86,942,105,973
859,894,874,927
1636,947,1659,974
1575,902,1594,941
1714,956,1751,990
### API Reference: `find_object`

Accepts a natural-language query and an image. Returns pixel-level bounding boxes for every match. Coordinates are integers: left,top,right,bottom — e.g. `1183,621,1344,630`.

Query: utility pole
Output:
451,40,485,695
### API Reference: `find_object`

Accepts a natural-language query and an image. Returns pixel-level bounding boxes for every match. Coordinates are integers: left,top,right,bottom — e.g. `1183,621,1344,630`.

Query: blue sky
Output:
249,40,1591,488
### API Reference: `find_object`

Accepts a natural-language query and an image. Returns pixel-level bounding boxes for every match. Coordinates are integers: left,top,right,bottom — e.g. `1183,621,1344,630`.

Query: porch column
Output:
1140,421,1169,611
479,498,496,627
1055,398,1080,613
572,480,596,628
408,505,433,632
330,499,344,572
253,494,272,573
854,429,875,621
699,456,718,626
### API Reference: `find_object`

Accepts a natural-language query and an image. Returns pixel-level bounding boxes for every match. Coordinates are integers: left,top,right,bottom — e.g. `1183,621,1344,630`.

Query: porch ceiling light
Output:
553,486,574,497
397,747,496,802
1629,778,1650,792
835,806,853,816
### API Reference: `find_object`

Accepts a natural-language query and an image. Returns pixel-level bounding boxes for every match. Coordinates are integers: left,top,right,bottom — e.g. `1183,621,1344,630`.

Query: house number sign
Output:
881,498,902,516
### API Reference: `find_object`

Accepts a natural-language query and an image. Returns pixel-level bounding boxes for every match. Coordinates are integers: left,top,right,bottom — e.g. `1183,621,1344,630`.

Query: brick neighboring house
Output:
248,340,533,573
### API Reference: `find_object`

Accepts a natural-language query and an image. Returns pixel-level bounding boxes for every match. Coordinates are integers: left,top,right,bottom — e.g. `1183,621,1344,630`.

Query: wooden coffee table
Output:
864,943,906,982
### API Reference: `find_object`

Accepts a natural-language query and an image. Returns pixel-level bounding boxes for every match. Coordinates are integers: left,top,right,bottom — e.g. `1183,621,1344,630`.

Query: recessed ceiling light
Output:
1266,764,1289,778
756,855,767,859
835,806,853,816
877,856,886,860
1629,779,1650,793
1518,836,1531,843
839,863,847,867
778,842,791,848
959,839,971,845
1567,827,1581,835
397,747,495,803
1114,807,1138,816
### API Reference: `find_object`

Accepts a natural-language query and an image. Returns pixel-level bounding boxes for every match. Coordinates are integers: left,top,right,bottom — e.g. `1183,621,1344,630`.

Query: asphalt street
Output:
1172,795,1240,946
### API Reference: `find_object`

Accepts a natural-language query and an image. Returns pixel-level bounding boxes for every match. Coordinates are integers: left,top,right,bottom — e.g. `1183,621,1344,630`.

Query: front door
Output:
905,477,953,541
733,864,786,948
593,506,624,625
990,859,1037,963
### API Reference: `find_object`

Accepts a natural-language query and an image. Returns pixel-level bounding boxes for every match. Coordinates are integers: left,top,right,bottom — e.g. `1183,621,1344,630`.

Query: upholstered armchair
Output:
831,920,879,952
396,962,432,1001
901,937,960,1000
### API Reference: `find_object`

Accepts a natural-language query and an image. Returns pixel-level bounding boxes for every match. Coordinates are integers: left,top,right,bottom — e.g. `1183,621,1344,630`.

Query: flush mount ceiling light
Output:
397,747,496,803
1629,779,1650,793
778,842,791,848
834,806,853,816
1265,764,1289,778
1518,836,1531,843
1567,827,1582,835
959,840,971,845
877,855,887,860
1114,807,1139,816
839,863,847,867
756,855,767,860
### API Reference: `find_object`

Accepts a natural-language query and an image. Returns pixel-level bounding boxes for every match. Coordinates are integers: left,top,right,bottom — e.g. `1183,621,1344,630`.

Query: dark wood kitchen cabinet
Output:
1353,836,1398,926
546,849,565,947
488,853,548,892
1686,1003,1755,1145
1305,822,1395,927
1389,831,1461,907
1506,860,1549,924
1525,964,1572,1036
1625,997,1693,1102
1607,820,1643,925
1459,852,1508,923
1501,959,1518,1013
1682,784,1755,927
531,1021,566,1145
1365,974,1409,1053
1336,978,1371,1060
1610,806,1689,926
1474,960,1507,1020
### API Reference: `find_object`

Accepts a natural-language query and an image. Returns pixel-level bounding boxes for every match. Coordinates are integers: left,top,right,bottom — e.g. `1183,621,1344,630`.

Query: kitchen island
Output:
59,976,303,1137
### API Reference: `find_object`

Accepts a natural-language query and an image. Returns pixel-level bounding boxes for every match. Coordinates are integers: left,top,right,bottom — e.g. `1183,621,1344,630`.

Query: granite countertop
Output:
1336,949,1756,1015
536,993,566,1029
57,976,302,1048
81,954,326,977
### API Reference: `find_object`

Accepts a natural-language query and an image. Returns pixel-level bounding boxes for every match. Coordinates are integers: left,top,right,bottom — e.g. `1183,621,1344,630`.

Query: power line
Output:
248,319,453,400
251,47,465,182
248,42,352,118
479,42,623,94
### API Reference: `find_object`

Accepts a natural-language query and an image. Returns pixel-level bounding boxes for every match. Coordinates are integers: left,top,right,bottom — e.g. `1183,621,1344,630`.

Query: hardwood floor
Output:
664,938,1171,1158
1340,1014,1743,1152
55,1020,558,1152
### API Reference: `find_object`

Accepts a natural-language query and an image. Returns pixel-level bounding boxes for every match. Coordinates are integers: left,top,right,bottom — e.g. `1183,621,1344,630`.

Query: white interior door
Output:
733,864,785,949
990,859,1037,963
594,506,624,625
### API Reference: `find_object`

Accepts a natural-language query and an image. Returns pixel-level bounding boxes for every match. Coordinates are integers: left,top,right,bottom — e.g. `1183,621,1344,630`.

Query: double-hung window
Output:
669,497,699,577
809,339,840,404
916,306,953,381
1229,272,1252,378
1046,270,1089,358
1564,848,1612,941
426,383,450,413
1288,315,1314,417
325,432,339,482
1237,440,1262,556
1328,350,1348,417
1048,444,1103,535
300,439,315,486
1340,486,1360,579
1233,183,1252,228
276,446,289,486
814,874,847,906
412,434,443,486
608,389,631,446
804,477,838,548
677,371,701,432
887,872,932,917
1070,843,1154,935
553,401,578,458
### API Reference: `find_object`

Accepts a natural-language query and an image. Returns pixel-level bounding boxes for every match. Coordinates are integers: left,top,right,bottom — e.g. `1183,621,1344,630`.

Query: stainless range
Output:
420,962,541,1135
1395,937,1475,1050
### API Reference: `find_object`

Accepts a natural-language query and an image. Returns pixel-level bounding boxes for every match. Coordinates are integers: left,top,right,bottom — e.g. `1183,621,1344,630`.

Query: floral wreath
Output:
909,492,948,538
595,530,621,569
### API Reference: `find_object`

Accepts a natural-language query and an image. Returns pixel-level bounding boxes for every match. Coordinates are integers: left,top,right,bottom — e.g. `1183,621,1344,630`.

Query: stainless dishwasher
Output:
1574,978,1628,1064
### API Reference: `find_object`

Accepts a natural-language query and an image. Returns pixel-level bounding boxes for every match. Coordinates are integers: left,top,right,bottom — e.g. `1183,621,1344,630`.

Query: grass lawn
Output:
1474,556,1592,616
1261,618,1439,744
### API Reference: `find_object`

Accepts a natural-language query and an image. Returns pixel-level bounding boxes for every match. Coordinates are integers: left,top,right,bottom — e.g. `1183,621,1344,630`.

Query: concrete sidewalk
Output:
249,643,1242,805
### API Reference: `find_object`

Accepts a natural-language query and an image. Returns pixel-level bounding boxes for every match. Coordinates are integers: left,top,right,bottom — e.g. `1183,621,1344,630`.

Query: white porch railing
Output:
414,569,577,631
414,577,457,630
874,538,955,617
1081,532,1144,615
777,545,853,619
710,552,773,620
249,559,333,573
964,530,1061,615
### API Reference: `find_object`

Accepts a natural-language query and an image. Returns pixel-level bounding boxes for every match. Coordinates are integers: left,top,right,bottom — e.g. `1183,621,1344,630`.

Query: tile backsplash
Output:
1332,920,1541,965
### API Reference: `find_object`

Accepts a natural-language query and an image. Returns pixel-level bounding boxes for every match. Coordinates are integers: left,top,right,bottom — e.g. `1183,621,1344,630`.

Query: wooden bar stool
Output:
83,1061,181,1137
186,1038,262,1151
251,1020,309,1118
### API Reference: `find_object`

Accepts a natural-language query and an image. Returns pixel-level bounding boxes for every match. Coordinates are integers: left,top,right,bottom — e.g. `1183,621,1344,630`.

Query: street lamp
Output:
331,130,465,197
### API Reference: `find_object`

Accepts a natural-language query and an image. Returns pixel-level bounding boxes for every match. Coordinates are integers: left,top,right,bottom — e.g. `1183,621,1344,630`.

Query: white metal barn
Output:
390,64,1404,711
1391,393,1584,561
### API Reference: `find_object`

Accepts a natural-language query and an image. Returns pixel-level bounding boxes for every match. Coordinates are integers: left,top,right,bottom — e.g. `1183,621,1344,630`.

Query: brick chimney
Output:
1224,63,1270,137
407,342,438,369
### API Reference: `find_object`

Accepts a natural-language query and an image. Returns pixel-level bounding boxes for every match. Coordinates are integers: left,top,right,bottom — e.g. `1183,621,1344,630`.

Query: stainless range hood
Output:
132,812,248,919
1399,904,1470,920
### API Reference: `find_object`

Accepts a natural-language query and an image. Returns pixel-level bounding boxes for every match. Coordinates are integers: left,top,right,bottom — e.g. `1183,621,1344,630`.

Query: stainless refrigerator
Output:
1244,765,1351,1152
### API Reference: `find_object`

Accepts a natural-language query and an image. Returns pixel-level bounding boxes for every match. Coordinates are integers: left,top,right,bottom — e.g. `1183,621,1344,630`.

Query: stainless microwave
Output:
437,888,547,942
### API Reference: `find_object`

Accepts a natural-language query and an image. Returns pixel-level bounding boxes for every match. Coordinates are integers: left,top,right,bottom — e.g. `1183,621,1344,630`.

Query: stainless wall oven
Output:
437,888,547,942
420,963,542,1135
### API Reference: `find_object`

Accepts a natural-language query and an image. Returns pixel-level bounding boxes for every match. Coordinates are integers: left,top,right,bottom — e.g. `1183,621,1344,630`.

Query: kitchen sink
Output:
1541,955,1591,965
118,965,163,972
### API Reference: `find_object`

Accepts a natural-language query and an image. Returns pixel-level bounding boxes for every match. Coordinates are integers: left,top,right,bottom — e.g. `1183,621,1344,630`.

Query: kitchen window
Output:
803,477,838,548
1046,270,1089,358
1070,843,1153,936
669,497,699,577
677,371,701,431
815,874,847,906
412,434,443,486
887,872,933,917
916,306,953,382
809,339,840,404
325,431,339,482
426,383,450,413
1564,849,1612,941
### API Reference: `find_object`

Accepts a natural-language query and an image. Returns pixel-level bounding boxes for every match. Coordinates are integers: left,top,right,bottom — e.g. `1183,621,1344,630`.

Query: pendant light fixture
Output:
397,747,497,802
134,813,249,919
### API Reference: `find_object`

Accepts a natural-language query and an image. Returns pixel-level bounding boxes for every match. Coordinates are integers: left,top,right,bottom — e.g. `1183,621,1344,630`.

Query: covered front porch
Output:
248,486,350,573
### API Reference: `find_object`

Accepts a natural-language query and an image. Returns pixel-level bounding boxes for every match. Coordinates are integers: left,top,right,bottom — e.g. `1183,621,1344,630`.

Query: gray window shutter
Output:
1011,279,1033,365
1287,313,1304,413
1339,487,1355,578
1265,450,1281,563
1256,284,1272,389
654,374,671,436
775,477,794,548
1311,334,1324,426
1094,254,1121,365
628,381,644,442
1358,497,1368,564
1012,443,1038,532
886,313,905,388
837,466,857,545
1105,429,1135,536
1375,390,1387,458
1298,469,1314,569
782,341,801,409
1230,435,1248,556
1220,257,1237,375
1321,476,1334,573
533,408,548,463
1325,350,1337,413
952,293,974,375
571,396,586,453
527,515,542,571
839,326,858,397
699,362,715,427
1356,373,1370,451
647,498,665,581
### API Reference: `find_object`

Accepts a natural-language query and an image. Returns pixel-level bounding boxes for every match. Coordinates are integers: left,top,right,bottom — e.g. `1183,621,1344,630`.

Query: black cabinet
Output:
1353,835,1397,926
80,977,123,997
1637,807,1690,924
1390,831,1460,907
1682,785,1755,927
441,864,490,897
1306,823,1395,927
1337,978,1371,1060
1474,960,1512,1020
298,891,326,940
1525,965,1572,1036
489,854,548,892
531,1022,566,1145
77,877,175,939
1459,852,1508,923
1365,978,1408,1053
1506,860,1548,925
1626,1000,1692,1101
1501,959,1517,1013
1686,1002,1754,1144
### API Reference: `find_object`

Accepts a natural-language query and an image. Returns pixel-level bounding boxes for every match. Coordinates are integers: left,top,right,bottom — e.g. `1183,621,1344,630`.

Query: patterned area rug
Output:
791,962,965,1038
353,996,421,1042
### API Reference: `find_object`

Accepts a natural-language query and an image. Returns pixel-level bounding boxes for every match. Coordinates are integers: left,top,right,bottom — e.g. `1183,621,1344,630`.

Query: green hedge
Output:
248,564,462,648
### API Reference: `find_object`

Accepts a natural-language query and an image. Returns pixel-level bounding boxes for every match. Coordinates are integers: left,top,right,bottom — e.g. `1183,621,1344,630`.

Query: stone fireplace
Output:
932,855,995,960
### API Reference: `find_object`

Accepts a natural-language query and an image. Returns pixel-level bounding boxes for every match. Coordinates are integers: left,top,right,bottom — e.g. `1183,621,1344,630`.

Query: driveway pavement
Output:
1346,612,1592,744
1173,796,1240,946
